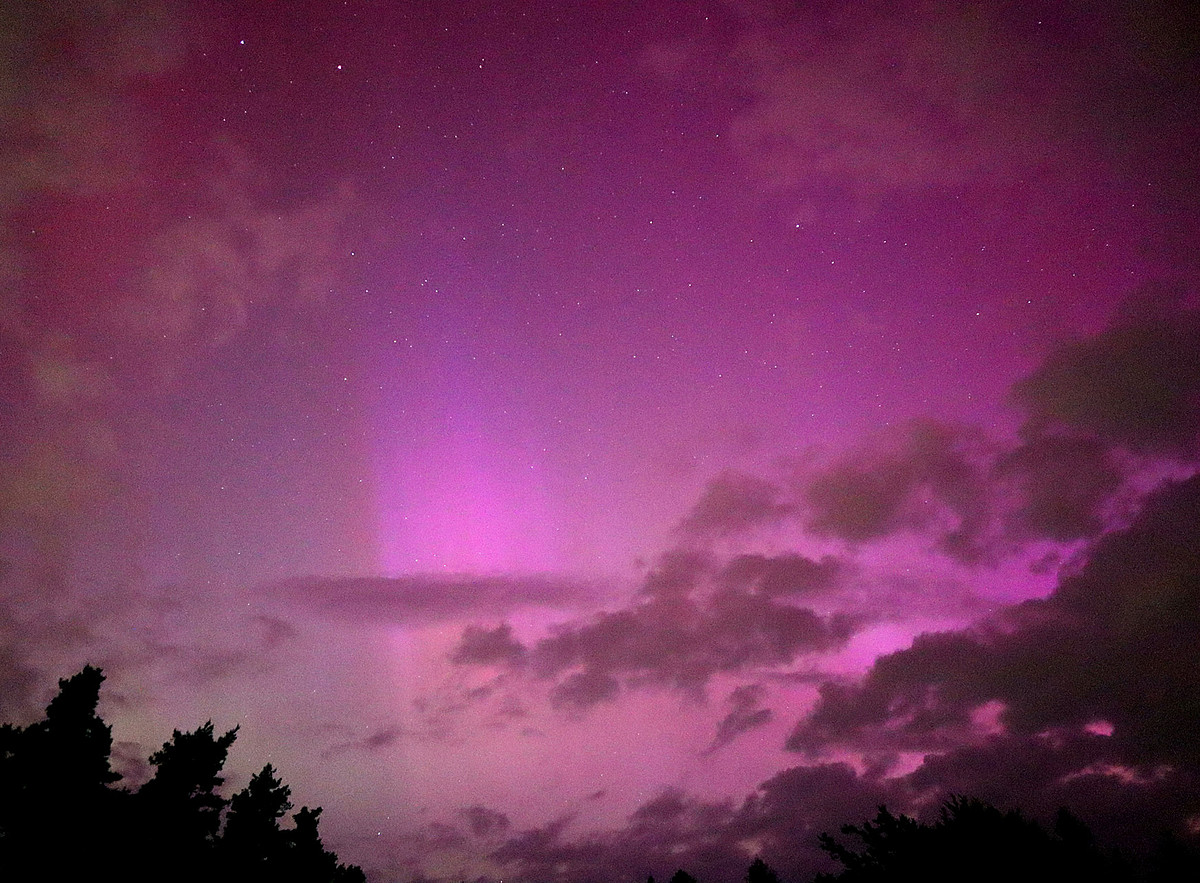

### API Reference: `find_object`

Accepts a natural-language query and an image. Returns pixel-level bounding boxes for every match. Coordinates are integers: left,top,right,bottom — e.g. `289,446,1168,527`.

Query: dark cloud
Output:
792,297,1200,556
995,433,1127,541
490,815,595,883
726,3,1068,198
0,587,305,717
322,726,405,759
802,419,993,560
131,641,273,689
549,669,621,710
731,763,903,879
450,550,856,708
134,165,359,352
724,1,1200,215
435,293,1200,874
0,0,183,214
703,684,774,755
1,0,370,735
641,549,713,598
450,624,528,667
461,805,512,839
719,552,843,597
487,765,894,883
80,587,307,693
491,791,747,883
0,642,47,721
677,470,793,537
284,574,592,624
789,472,1200,769
534,589,853,708
903,734,1200,855
489,735,1200,883
253,614,300,651
110,740,153,789
788,629,1001,755
1011,291,1200,456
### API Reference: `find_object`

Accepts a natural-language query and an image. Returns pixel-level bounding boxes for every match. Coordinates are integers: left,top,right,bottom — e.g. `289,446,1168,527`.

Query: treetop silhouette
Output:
815,796,1132,883
0,666,364,883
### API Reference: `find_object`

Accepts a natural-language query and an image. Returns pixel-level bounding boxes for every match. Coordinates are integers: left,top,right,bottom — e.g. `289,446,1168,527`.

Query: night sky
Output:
3,1,1200,880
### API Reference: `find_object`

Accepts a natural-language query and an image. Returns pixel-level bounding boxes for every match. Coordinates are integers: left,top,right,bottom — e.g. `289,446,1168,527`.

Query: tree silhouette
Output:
144,721,239,833
815,796,1130,883
40,665,121,790
0,666,125,877
286,806,368,883
746,856,780,883
1147,831,1200,883
0,666,363,883
221,762,311,882
133,721,239,881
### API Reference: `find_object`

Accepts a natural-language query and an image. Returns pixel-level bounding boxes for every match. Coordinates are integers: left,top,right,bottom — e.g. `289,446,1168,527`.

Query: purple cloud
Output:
461,805,511,839
801,419,993,560
1011,289,1200,456
719,552,843,598
703,684,774,755
789,472,1200,770
678,471,794,537
450,549,857,708
282,574,593,623
450,624,528,667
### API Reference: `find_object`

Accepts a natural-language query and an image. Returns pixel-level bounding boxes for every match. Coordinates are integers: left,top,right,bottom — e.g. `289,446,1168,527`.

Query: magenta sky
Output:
3,2,1200,881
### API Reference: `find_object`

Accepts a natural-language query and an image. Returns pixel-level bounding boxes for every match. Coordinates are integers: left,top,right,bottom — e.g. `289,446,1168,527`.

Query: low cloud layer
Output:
484,764,893,883
284,574,596,625
452,550,856,709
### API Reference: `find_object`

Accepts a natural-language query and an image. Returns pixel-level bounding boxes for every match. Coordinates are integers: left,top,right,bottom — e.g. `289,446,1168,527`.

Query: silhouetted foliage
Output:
0,666,125,877
747,857,780,883
0,667,364,883
1147,831,1200,883
815,796,1130,883
670,869,699,883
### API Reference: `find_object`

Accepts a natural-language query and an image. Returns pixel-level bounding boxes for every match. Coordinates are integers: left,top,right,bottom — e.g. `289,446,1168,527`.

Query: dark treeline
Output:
665,796,1200,883
0,666,364,882
808,797,1194,883
4,669,1200,883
